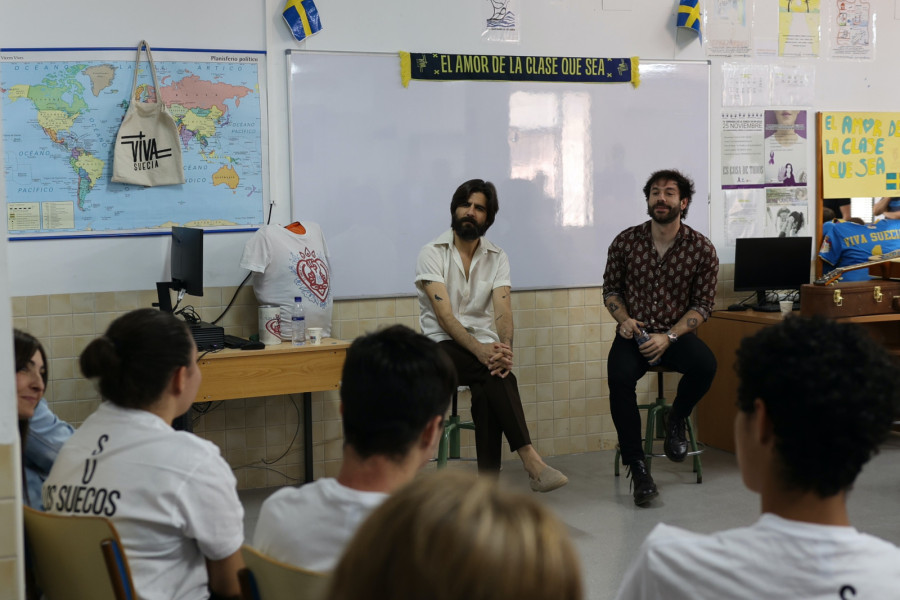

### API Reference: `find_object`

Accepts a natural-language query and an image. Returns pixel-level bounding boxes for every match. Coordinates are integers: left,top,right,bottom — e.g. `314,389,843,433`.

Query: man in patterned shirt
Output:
602,169,718,506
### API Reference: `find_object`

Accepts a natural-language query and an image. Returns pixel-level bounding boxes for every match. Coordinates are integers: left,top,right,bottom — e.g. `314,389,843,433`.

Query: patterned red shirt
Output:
603,221,718,333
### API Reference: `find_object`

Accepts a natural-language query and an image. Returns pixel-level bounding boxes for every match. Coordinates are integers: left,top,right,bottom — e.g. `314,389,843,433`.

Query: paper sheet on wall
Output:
722,63,769,107
778,0,821,58
721,110,765,187
706,0,752,57
824,0,875,60
771,64,816,106
724,187,766,245
482,0,520,43
765,187,810,237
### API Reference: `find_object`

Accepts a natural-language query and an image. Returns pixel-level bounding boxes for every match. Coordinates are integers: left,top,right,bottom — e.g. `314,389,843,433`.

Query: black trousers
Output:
438,340,532,473
607,332,717,465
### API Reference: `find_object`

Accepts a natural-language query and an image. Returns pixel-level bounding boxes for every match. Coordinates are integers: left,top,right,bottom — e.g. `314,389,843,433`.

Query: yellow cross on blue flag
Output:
677,0,702,41
283,0,323,42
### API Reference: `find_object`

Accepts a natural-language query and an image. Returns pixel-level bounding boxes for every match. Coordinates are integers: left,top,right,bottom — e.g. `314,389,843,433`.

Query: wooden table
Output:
696,310,783,453
697,308,900,453
195,338,350,482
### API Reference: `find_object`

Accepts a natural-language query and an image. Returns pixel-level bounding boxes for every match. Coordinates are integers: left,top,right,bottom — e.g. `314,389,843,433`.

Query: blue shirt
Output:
23,398,73,510
820,219,900,282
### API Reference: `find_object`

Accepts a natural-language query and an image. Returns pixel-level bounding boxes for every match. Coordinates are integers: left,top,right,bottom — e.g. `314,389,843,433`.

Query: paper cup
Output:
258,305,282,345
779,300,793,318
308,327,323,345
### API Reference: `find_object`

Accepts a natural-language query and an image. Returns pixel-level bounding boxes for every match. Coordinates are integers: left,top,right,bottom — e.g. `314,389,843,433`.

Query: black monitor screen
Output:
733,236,811,293
171,226,203,297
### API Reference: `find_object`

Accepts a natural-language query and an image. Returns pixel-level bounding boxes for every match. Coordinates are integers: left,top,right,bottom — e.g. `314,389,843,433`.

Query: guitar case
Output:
800,280,900,318
803,251,900,318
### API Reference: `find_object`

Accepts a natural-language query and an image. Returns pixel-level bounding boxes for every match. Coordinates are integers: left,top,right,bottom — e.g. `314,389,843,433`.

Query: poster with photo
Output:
764,110,808,186
766,187,809,237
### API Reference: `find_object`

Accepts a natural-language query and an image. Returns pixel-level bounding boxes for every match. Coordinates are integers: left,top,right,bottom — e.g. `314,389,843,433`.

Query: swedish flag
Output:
283,0,323,42
677,0,702,40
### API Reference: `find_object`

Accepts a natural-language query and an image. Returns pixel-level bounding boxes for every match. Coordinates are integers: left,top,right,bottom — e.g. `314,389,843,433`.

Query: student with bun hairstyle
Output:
44,308,244,600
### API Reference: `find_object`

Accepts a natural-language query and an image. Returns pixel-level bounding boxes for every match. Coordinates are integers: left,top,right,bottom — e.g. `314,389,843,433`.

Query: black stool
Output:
614,366,703,483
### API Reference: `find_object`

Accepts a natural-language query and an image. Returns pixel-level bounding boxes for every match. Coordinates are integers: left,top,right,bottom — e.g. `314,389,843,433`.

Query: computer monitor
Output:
155,226,203,312
733,236,811,309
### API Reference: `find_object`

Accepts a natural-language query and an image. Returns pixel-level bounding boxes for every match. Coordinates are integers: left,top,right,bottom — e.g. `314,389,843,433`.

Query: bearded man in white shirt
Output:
415,178,567,493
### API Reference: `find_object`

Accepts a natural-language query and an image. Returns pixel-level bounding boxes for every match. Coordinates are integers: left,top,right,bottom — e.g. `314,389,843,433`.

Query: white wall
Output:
5,0,900,288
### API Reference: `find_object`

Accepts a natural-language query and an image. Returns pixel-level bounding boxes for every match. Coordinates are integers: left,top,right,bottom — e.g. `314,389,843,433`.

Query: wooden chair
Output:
22,506,136,600
239,545,330,600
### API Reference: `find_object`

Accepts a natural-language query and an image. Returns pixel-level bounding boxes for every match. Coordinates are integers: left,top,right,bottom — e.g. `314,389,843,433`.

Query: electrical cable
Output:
210,201,275,326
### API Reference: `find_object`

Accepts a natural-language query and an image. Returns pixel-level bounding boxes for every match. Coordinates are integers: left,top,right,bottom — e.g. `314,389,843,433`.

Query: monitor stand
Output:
153,281,173,312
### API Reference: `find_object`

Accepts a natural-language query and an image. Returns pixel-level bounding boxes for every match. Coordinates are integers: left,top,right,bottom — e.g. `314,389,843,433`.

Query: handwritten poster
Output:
820,112,900,198
826,0,874,60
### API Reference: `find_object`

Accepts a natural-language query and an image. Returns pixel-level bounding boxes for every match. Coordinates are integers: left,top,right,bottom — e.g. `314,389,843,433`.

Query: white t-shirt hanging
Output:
240,223,333,339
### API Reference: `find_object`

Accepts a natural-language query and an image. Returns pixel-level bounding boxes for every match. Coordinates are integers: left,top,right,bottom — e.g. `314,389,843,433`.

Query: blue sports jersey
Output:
820,219,900,281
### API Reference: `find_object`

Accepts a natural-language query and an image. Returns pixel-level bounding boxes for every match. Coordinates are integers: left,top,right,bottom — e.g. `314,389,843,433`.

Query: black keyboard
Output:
223,334,264,350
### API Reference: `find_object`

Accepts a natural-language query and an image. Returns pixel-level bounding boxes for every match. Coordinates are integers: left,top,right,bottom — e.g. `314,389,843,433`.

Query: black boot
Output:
664,413,688,463
626,459,658,506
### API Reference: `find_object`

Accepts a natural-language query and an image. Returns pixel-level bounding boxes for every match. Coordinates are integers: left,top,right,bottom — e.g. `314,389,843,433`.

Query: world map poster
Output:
1,48,267,237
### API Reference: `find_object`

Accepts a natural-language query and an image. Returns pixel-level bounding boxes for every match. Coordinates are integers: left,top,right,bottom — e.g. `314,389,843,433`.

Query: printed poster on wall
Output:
722,109,809,245
820,111,900,198
825,0,874,60
778,0,821,58
721,110,765,186
765,109,808,186
765,187,809,237
725,187,765,244
706,0,752,57
482,0,519,43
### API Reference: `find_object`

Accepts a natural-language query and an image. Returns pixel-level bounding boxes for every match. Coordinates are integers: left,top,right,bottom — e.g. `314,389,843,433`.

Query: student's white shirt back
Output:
615,513,900,600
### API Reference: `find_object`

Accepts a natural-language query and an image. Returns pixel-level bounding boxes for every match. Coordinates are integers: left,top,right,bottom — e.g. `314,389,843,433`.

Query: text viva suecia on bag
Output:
111,40,185,187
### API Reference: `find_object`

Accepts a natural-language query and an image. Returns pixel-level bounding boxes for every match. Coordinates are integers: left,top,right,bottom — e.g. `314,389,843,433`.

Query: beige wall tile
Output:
0,557,20,600
14,281,731,490
0,445,15,498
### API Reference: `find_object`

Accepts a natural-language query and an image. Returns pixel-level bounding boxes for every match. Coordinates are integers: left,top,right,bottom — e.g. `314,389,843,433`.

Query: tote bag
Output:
111,41,185,186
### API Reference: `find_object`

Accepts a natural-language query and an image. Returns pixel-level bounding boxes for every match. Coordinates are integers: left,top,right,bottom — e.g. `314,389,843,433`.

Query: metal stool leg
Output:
613,369,703,483
436,387,476,469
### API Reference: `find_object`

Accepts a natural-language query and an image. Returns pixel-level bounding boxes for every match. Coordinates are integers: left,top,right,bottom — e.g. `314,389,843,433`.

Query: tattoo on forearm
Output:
608,301,620,313
434,294,444,302
687,317,698,329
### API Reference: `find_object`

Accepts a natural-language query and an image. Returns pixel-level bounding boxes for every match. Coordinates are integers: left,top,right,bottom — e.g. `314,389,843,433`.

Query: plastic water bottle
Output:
291,296,306,347
634,328,660,366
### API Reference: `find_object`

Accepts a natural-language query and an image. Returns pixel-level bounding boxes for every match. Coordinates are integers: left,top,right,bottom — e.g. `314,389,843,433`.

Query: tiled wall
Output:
0,443,22,600
12,263,746,490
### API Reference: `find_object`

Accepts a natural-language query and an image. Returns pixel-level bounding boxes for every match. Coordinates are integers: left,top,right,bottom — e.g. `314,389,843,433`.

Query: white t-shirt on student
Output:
252,478,388,572
240,223,333,338
615,513,900,600
44,402,244,600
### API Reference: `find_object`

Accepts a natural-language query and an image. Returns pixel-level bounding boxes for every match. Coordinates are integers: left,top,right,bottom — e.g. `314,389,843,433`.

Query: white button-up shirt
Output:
415,229,511,344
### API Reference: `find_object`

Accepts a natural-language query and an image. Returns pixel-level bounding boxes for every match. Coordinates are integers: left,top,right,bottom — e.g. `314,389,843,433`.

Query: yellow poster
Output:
821,111,900,198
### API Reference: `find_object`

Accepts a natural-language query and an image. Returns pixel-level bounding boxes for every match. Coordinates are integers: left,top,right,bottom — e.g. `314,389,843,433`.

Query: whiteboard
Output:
288,51,710,299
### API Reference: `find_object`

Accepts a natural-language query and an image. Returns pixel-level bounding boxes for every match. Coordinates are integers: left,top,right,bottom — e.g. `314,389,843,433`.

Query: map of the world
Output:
1,48,266,236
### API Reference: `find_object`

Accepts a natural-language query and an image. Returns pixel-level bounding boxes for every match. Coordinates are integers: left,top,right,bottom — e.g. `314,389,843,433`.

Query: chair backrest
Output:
239,545,330,600
22,507,136,600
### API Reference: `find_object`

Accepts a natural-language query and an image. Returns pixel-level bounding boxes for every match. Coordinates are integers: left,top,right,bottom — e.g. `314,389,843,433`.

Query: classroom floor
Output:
239,433,900,600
